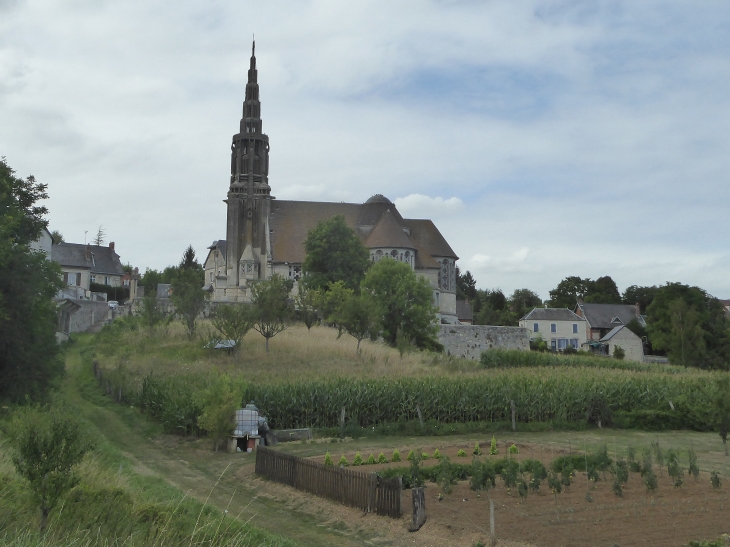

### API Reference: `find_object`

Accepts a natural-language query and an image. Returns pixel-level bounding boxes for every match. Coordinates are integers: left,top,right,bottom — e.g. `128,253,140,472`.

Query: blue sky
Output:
1,0,729,300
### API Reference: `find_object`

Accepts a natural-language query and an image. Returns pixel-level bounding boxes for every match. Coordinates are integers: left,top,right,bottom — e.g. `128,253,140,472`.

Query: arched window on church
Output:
391,250,398,258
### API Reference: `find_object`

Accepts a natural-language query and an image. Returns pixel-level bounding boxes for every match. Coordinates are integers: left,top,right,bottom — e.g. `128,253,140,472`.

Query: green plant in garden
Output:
377,452,388,464
614,460,629,484
710,471,721,488
501,459,519,488
421,452,430,461
392,449,401,462
409,452,424,488
353,452,363,466
517,478,528,501
7,405,94,530
628,446,641,473
652,441,665,475
367,453,376,465
667,449,684,488
688,448,700,481
339,455,349,466
548,471,562,499
406,449,415,461
587,464,600,483
612,477,624,497
474,441,483,456
457,449,467,457
640,449,658,491
433,448,442,460
509,444,518,455
324,452,334,466
490,436,498,455
437,456,456,495
469,458,495,492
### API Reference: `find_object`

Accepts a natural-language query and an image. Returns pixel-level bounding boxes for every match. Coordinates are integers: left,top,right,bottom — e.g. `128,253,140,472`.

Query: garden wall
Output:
438,325,530,360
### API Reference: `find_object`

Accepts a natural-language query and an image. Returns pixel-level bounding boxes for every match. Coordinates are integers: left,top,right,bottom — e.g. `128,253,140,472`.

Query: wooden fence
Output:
255,446,401,518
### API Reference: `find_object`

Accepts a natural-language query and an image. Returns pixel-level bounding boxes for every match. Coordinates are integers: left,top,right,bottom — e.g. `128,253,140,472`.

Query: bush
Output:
614,346,626,360
392,449,402,462
353,452,363,466
6,404,94,530
324,452,333,466
339,455,349,467
196,374,246,451
367,453,376,465
377,452,388,464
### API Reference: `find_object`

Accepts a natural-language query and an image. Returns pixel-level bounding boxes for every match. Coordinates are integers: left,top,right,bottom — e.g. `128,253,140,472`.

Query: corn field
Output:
131,367,722,433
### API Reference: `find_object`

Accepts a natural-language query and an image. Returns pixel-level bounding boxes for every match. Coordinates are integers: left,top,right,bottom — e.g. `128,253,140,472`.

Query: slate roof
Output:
51,243,124,276
576,302,643,329
521,308,585,321
600,325,640,342
208,239,227,257
363,210,416,249
267,198,457,268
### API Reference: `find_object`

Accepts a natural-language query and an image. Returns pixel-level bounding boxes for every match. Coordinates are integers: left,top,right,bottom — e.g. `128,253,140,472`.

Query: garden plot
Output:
303,442,730,547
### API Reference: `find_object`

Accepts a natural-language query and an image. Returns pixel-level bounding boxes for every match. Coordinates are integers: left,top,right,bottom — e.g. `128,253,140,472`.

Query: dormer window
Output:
611,317,623,324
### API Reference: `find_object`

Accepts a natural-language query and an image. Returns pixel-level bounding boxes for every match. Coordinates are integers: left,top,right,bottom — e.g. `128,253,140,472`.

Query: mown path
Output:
62,341,393,547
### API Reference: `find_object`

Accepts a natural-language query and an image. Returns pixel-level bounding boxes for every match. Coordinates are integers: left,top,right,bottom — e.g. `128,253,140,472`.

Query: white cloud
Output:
394,194,464,217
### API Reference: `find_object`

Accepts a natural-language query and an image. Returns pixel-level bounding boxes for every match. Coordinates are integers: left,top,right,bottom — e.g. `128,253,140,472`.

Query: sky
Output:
1,0,729,300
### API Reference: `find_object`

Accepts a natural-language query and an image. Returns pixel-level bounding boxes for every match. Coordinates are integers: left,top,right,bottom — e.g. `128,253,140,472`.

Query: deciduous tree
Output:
170,266,207,339
212,304,253,351
0,158,64,401
250,274,294,351
302,215,370,292
337,293,379,353
361,258,440,351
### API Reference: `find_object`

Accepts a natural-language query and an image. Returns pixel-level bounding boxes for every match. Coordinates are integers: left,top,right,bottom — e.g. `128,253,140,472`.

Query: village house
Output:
573,301,646,341
203,42,460,323
51,242,125,293
518,308,587,351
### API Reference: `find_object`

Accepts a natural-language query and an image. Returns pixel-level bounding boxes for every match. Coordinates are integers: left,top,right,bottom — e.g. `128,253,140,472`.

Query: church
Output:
203,42,459,323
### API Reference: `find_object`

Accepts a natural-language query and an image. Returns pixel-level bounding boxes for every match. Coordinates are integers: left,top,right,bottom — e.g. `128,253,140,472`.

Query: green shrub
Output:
6,404,94,530
377,452,388,464
489,436,498,455
421,452,429,461
339,455,349,466
324,451,333,466
367,453,376,465
457,449,467,457
509,444,518,455
474,442,482,456
392,449,401,462
406,449,415,461
433,448,442,460
353,452,363,466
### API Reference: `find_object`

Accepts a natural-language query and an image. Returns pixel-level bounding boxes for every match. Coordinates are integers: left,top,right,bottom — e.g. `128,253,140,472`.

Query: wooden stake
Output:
490,498,496,547
511,400,516,432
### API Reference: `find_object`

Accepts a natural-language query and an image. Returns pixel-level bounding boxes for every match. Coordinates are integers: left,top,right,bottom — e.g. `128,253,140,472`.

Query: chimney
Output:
635,302,641,317
109,242,115,252
85,245,90,260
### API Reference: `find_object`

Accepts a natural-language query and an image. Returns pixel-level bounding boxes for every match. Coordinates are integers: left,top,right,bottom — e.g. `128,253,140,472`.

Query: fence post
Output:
409,486,426,531
490,498,496,546
368,473,377,513
511,399,516,432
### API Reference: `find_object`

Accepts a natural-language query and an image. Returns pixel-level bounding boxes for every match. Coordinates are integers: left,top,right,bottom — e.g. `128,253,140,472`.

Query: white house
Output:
519,308,587,351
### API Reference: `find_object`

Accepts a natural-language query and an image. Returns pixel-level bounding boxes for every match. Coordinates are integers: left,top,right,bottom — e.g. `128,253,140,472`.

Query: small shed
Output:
599,325,644,362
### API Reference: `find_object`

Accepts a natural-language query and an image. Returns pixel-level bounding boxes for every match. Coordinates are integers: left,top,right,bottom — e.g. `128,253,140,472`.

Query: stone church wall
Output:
438,325,530,360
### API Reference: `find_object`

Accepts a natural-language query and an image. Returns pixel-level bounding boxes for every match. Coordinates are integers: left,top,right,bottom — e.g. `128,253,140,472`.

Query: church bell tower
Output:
225,40,272,295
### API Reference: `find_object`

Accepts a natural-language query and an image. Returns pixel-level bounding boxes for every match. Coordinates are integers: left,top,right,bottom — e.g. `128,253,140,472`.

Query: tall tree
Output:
50,229,64,244
302,215,370,292
456,268,478,301
336,293,379,353
179,244,200,270
0,158,64,401
507,288,542,319
646,282,729,369
622,284,659,313
361,258,440,351
548,276,591,308
212,304,253,352
170,262,207,339
667,298,706,367
585,276,621,304
250,274,294,351
91,225,105,245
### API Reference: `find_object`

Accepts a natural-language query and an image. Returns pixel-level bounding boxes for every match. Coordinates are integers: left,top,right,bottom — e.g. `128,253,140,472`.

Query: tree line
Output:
457,269,730,369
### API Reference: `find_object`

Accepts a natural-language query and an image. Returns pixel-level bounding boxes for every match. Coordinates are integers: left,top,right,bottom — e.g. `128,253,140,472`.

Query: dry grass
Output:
96,321,466,383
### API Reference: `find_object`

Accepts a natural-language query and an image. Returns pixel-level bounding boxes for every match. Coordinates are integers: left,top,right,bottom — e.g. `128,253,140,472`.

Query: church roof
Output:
363,209,416,249
401,219,458,259
268,198,457,267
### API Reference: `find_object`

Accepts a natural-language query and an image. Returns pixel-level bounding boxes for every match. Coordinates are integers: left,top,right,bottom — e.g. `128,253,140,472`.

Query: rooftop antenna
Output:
84,230,88,244
252,34,255,56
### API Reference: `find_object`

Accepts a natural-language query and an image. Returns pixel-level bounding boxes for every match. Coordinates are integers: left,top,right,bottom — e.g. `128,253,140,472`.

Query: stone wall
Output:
66,300,111,333
437,325,530,360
